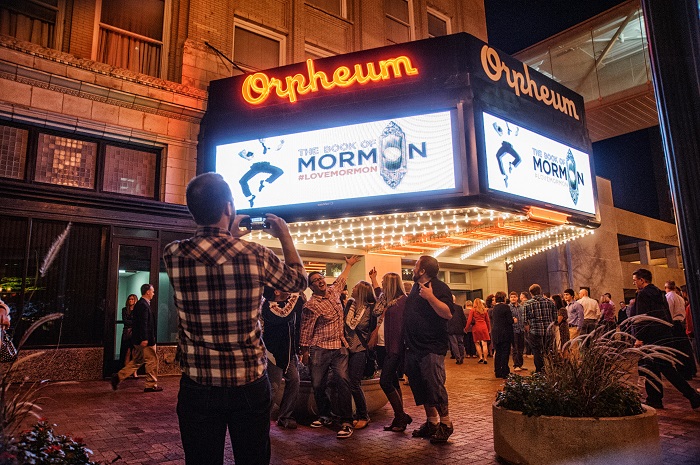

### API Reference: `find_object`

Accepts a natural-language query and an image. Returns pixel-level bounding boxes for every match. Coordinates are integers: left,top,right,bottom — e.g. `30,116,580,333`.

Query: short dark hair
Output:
263,286,276,301
495,291,507,303
186,173,233,226
418,256,439,278
632,268,653,283
509,291,518,297
529,284,542,296
140,283,153,296
308,271,323,284
665,281,676,290
563,288,575,297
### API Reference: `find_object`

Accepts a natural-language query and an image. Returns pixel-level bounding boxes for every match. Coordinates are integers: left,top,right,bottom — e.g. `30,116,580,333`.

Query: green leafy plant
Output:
5,420,97,465
496,315,680,418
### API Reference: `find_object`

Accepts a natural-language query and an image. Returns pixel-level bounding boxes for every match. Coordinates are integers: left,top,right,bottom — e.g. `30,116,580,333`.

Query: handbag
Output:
0,328,18,363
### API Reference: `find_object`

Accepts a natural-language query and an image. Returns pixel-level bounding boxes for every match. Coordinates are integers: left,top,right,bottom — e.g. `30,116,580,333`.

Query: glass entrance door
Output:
106,238,158,375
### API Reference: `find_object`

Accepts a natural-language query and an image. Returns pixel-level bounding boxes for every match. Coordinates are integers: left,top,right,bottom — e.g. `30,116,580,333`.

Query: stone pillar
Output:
637,241,651,265
665,247,680,269
641,0,700,358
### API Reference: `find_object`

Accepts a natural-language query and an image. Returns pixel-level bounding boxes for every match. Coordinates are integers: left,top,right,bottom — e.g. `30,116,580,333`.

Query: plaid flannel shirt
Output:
300,277,348,349
163,227,307,387
522,295,557,336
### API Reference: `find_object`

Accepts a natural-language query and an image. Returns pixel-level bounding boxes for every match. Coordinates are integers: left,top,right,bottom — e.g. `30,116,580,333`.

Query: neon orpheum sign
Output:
241,56,419,105
480,46,580,121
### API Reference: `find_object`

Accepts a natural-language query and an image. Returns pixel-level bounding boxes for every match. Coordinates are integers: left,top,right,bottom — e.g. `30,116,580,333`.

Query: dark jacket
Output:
447,303,467,335
132,297,156,346
631,283,673,345
490,302,515,345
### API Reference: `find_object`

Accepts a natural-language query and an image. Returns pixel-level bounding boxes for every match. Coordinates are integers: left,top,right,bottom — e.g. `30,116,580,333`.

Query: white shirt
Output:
666,291,686,321
577,295,601,320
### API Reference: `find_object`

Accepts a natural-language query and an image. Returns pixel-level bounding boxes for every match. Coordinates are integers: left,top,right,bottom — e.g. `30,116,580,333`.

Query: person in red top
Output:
466,298,491,364
300,255,361,439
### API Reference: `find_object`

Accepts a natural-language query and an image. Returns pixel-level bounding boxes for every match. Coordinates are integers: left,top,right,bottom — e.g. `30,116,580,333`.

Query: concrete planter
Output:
271,378,388,421
492,403,660,465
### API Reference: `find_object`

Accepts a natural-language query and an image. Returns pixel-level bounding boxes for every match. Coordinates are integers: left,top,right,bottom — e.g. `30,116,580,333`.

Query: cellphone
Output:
240,217,270,230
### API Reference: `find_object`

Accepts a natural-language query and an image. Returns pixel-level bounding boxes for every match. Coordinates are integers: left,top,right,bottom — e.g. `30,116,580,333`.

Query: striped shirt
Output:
163,227,307,387
300,277,348,349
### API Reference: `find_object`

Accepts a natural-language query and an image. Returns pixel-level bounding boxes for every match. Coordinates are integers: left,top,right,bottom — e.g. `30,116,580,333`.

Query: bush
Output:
4,421,97,465
496,317,679,418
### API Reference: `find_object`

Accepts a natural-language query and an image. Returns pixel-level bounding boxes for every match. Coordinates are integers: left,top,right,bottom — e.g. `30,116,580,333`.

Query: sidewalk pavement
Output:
33,355,700,464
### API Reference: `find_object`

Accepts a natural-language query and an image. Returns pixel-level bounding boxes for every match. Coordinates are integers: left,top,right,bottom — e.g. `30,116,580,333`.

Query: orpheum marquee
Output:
199,33,600,263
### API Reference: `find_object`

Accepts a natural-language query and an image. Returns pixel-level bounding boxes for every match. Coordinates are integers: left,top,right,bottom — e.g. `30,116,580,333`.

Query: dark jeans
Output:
448,334,465,361
580,318,598,336
268,354,300,421
309,346,352,423
528,333,548,373
348,351,369,420
494,341,512,378
511,332,525,368
379,351,403,396
643,357,699,405
177,374,271,465
464,332,477,356
239,162,284,197
671,321,697,379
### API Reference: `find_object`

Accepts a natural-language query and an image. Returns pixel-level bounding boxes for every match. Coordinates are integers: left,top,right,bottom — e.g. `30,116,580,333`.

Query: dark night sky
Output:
483,0,671,221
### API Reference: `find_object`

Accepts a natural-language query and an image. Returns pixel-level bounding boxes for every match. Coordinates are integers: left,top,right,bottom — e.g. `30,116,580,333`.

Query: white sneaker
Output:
337,424,353,439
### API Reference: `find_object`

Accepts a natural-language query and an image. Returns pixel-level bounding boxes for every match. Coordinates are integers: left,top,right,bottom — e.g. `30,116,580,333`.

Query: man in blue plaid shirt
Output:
163,173,307,465
521,284,557,373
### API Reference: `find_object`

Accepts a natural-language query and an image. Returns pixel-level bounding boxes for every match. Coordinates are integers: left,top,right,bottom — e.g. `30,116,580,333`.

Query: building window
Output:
449,271,466,284
385,0,413,45
233,20,286,75
305,44,334,61
103,145,157,197
0,125,28,180
0,0,62,49
95,0,166,78
427,7,450,38
306,0,347,18
0,122,159,199
35,134,97,189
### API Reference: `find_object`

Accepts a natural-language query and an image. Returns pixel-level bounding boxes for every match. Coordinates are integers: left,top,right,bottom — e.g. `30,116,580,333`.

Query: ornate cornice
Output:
0,34,207,99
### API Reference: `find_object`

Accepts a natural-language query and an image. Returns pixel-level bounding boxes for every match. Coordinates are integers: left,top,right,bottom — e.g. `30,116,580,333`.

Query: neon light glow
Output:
242,56,419,105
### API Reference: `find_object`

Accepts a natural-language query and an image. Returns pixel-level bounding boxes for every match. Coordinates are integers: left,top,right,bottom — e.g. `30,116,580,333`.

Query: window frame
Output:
426,6,451,38
305,0,348,19
91,0,171,79
232,19,287,74
305,43,335,60
0,0,66,50
385,0,415,44
0,119,162,201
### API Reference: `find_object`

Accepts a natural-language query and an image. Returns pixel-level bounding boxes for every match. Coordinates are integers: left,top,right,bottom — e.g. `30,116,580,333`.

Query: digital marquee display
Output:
215,111,456,212
483,111,596,215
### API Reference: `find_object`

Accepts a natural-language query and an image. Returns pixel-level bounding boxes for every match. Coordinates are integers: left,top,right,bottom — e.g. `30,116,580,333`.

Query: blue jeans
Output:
348,351,368,420
177,374,271,465
309,346,352,423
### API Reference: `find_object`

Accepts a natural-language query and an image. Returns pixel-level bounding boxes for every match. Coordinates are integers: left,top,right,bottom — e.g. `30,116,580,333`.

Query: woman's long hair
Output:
353,280,376,307
125,294,138,310
381,273,406,302
473,298,486,314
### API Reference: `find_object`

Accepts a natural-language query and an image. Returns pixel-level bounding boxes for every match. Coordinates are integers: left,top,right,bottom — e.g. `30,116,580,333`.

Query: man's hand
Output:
346,255,362,267
301,348,310,366
418,281,434,301
229,215,252,238
265,213,292,240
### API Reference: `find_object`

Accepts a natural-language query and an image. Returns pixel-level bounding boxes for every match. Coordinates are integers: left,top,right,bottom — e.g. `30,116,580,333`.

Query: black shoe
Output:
690,390,700,410
310,417,332,428
277,418,298,429
384,413,412,432
412,421,438,438
336,424,353,439
144,386,163,392
110,373,119,391
645,400,664,410
430,422,454,444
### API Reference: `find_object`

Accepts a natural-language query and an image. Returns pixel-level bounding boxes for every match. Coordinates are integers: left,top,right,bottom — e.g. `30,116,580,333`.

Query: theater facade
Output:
1,29,599,380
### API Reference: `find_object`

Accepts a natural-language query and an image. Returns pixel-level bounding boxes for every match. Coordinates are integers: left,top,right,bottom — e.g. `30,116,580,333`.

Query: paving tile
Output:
28,357,700,464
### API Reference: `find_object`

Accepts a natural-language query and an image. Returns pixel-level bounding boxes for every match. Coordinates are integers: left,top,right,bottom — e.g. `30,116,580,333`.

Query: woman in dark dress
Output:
552,294,570,351
490,291,514,379
119,294,138,370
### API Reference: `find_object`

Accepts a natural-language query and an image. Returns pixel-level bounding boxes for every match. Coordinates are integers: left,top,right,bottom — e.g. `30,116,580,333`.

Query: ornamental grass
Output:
496,315,683,417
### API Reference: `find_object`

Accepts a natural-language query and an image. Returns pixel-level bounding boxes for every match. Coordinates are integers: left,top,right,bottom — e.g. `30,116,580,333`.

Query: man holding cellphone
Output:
163,172,307,465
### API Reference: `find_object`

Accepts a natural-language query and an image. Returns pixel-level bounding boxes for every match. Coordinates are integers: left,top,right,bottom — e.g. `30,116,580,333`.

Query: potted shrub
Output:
492,317,677,465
